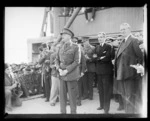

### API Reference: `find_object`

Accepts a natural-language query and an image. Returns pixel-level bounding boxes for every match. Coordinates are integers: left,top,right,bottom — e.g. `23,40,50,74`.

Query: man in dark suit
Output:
94,32,114,114
56,28,81,114
114,23,143,114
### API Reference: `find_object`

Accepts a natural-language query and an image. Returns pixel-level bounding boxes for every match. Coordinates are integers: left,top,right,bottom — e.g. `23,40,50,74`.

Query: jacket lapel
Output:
98,43,106,55
116,35,132,58
63,43,72,53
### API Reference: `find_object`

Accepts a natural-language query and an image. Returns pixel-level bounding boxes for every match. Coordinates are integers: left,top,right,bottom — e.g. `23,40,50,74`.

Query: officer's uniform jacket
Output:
82,44,96,72
38,51,51,75
56,41,81,81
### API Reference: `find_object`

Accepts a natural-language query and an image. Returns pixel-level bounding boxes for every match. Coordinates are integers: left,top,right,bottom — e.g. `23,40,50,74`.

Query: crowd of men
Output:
5,23,145,114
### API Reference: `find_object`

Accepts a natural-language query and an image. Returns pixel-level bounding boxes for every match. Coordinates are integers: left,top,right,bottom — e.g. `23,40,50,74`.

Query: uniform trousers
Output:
41,73,46,97
50,76,60,104
59,79,78,114
97,74,113,113
44,73,51,101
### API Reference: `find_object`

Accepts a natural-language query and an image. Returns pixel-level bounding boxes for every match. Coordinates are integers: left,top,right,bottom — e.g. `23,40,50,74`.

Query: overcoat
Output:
114,35,143,95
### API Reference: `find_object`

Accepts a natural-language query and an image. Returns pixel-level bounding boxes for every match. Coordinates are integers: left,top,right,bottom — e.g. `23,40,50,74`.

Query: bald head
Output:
120,23,131,37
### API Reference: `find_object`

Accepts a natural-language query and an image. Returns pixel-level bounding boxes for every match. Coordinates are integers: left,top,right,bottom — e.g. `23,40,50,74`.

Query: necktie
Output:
122,39,125,43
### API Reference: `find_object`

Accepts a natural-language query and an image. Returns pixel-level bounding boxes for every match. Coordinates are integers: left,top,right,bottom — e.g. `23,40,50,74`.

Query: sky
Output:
5,7,46,64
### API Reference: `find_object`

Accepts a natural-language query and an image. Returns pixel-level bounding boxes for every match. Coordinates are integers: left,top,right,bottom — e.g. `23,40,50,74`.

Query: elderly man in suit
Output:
114,23,143,114
94,32,114,114
56,28,81,114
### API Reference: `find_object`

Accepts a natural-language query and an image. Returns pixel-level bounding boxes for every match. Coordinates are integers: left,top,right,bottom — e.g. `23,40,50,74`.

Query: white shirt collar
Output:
100,42,105,46
125,33,131,42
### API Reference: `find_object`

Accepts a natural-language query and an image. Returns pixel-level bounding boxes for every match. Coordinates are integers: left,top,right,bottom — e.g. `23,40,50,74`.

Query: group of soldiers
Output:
5,22,145,114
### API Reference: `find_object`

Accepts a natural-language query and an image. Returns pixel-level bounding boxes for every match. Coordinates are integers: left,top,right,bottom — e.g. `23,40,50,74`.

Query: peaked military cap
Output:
60,28,74,37
41,43,47,48
38,46,43,52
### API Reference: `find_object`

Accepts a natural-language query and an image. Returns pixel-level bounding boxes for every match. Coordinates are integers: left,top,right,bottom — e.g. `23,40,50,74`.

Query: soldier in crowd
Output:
81,36,96,100
94,32,114,114
38,43,51,102
22,66,34,96
114,23,143,114
5,64,22,112
17,66,30,98
49,43,61,106
56,28,81,114
12,67,29,98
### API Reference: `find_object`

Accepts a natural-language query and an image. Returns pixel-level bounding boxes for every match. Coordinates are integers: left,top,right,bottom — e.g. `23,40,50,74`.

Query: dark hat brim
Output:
60,28,74,37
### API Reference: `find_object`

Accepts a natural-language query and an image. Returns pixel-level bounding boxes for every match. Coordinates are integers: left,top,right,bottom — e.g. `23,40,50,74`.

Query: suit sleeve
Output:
66,45,80,73
111,46,115,60
55,47,61,69
132,39,143,64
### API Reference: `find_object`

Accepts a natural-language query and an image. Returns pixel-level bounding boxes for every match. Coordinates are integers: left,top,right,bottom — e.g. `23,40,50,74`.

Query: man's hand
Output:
59,69,68,76
85,54,90,60
130,64,144,76
45,60,50,64
11,83,17,89
81,72,84,77
112,59,115,65
93,54,97,58
100,56,105,60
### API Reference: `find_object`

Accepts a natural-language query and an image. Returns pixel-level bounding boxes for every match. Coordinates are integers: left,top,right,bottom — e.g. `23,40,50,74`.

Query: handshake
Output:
59,69,68,76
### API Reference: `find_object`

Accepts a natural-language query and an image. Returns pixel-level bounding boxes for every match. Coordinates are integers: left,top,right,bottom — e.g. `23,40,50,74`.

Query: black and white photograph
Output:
4,6,147,118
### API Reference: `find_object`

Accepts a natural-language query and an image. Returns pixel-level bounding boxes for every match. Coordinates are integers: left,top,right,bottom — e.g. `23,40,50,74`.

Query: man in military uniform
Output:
38,43,51,102
5,64,22,112
81,36,96,100
56,28,81,114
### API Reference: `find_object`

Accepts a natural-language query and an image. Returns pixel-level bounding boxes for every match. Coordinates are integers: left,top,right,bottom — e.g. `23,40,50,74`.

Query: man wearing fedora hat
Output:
56,28,81,114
